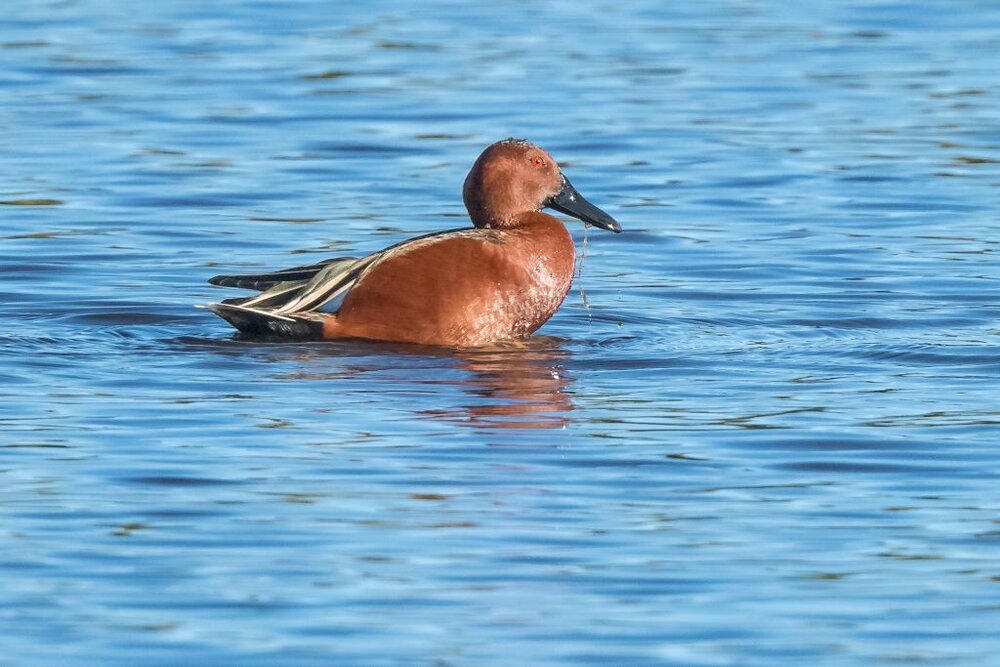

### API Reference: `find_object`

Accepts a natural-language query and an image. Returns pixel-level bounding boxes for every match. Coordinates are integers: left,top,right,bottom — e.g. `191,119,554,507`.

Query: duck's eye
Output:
531,156,545,167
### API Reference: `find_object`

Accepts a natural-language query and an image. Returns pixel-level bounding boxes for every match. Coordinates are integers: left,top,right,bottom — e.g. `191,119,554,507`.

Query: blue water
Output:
2,1,999,665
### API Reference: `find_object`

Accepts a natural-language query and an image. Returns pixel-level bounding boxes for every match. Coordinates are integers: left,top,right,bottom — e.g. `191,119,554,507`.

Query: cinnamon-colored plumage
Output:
206,139,621,347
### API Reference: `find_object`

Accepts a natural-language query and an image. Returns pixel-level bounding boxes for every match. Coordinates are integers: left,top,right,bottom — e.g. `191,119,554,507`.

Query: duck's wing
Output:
203,255,366,338
207,254,374,319
208,257,351,291
206,228,476,334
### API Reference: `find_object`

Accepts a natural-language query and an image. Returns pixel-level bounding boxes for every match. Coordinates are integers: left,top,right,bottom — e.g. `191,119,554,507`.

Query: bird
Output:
206,138,621,347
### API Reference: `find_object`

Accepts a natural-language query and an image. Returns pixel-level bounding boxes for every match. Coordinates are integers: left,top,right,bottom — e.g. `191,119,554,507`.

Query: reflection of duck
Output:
420,338,573,430
207,139,620,347
242,336,574,430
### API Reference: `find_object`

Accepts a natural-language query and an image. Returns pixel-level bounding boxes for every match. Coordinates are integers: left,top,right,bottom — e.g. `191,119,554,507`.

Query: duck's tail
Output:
203,299,325,338
204,255,368,338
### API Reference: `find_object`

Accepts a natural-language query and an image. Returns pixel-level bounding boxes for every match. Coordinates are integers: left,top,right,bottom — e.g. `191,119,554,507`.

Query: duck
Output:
206,138,621,347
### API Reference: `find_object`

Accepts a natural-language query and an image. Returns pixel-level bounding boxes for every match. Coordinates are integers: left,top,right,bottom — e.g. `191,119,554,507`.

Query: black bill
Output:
545,175,621,233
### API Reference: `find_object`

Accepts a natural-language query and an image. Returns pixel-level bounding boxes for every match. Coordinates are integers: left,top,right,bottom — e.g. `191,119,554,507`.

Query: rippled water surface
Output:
2,1,999,665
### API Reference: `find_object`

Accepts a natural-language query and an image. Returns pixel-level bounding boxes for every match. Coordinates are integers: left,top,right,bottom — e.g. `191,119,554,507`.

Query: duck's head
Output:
463,138,621,233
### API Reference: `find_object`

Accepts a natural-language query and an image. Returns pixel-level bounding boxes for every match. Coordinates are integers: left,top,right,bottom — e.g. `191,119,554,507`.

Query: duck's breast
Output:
331,221,574,346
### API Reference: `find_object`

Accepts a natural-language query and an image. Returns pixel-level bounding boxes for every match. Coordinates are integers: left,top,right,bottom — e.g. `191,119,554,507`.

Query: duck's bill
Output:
545,175,621,233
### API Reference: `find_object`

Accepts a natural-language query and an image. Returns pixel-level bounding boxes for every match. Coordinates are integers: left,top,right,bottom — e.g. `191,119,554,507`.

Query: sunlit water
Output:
2,1,998,665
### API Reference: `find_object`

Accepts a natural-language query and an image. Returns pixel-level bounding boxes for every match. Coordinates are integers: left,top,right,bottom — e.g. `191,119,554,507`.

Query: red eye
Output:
532,156,545,167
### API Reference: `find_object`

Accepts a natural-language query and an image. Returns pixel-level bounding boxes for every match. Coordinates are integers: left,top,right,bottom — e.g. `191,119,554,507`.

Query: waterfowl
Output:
207,138,621,347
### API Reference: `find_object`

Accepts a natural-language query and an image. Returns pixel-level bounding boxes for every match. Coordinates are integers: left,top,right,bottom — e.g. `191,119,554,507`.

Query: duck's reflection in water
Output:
243,335,574,430
421,336,573,430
